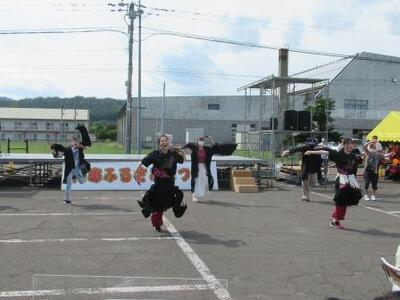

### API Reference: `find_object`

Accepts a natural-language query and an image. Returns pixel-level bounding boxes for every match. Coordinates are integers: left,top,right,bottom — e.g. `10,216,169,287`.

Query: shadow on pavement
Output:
70,203,135,212
0,205,20,211
199,200,273,209
180,230,247,248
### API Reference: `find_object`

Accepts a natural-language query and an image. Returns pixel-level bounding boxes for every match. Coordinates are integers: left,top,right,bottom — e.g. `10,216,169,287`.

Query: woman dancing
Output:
50,125,91,204
134,135,187,232
184,136,237,202
304,138,363,229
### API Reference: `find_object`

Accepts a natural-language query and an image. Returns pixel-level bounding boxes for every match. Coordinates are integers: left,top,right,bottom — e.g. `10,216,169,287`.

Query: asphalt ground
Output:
0,179,399,300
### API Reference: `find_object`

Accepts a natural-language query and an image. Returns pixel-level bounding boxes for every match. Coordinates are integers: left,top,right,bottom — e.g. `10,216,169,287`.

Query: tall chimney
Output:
279,48,288,77
278,48,289,110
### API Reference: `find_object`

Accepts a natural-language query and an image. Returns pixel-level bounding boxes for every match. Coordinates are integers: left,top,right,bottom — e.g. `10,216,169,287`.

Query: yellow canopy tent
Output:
367,111,400,142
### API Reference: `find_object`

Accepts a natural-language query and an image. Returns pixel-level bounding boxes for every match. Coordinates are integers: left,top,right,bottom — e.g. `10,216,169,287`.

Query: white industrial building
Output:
117,51,400,148
0,107,89,142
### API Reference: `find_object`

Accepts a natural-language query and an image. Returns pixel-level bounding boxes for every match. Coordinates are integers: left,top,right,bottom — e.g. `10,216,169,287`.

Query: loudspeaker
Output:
270,118,278,130
284,110,298,131
298,110,311,131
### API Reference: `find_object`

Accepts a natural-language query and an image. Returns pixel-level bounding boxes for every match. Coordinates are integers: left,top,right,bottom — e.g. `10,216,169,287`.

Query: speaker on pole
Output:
298,110,311,131
270,118,278,130
284,110,298,131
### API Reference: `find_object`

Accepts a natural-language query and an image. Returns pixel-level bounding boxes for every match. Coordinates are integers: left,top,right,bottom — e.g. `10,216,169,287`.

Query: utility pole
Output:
107,1,143,154
125,2,135,154
161,82,166,134
74,106,77,128
137,0,143,154
60,106,64,142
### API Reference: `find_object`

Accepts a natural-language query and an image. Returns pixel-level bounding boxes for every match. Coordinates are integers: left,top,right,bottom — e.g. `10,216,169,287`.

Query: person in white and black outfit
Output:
304,138,363,229
184,136,237,202
282,137,321,202
51,126,91,204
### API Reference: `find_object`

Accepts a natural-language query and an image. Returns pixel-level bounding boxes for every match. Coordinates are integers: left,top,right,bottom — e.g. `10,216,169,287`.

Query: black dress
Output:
138,150,186,218
327,149,363,206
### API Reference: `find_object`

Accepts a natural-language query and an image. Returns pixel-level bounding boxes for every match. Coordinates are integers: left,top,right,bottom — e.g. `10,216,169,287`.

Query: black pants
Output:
364,172,378,190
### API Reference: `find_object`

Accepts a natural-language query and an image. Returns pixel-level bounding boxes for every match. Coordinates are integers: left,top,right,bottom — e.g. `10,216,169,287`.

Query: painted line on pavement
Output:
0,212,139,216
0,236,175,244
0,284,212,297
164,217,232,300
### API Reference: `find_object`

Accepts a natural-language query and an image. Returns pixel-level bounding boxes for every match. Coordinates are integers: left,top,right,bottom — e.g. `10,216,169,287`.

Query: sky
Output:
0,0,400,99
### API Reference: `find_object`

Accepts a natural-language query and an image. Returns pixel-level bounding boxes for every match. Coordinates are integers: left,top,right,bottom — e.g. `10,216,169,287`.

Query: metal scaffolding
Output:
237,75,330,181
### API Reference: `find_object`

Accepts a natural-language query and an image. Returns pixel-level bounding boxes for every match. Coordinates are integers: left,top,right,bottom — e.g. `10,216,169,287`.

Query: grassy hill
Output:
0,96,125,122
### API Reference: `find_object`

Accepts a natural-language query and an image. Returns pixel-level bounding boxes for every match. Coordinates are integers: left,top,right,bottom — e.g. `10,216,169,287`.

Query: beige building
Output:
0,107,89,142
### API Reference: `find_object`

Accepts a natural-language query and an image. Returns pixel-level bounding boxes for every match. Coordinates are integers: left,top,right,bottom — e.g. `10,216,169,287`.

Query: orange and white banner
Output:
61,161,218,191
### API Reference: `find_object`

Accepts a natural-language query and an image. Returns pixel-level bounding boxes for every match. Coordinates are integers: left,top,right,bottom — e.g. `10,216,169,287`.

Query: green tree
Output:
295,97,342,143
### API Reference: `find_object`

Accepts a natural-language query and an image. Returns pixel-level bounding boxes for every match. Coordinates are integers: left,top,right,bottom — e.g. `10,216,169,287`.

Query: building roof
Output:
237,75,327,91
0,107,89,121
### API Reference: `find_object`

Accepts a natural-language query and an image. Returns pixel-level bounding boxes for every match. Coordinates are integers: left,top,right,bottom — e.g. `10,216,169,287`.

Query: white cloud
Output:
0,0,399,99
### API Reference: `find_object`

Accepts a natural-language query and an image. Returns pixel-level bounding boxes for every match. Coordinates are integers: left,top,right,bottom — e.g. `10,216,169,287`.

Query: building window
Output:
32,134,37,141
1,133,5,140
344,99,368,118
208,104,220,111
250,124,256,131
46,135,50,141
29,122,38,130
46,122,54,130
0,122,2,130
231,123,237,142
60,123,69,131
14,122,22,130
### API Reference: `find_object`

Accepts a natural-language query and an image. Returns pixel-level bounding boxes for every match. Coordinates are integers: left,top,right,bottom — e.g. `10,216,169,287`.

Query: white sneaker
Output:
371,195,376,201
192,195,199,202
364,194,370,201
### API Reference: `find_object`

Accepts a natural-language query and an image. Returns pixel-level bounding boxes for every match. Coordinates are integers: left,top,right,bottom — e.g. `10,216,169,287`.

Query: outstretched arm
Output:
172,146,185,163
281,145,308,156
304,150,329,156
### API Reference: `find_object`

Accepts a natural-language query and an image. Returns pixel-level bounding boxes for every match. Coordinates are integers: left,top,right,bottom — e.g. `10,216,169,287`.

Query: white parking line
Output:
312,191,400,219
0,212,139,216
0,236,175,243
0,284,212,297
164,218,232,300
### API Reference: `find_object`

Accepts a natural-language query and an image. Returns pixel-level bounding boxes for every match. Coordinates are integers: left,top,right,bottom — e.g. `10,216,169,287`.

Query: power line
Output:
0,27,127,36
142,26,351,58
290,56,353,77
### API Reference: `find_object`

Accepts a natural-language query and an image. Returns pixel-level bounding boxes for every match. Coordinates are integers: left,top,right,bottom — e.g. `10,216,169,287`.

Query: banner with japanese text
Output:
61,161,219,191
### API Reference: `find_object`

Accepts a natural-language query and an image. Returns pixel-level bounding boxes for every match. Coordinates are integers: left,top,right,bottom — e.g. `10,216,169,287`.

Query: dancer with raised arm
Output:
50,125,91,204
304,138,363,229
363,139,392,201
281,137,321,202
134,135,187,232
183,136,237,202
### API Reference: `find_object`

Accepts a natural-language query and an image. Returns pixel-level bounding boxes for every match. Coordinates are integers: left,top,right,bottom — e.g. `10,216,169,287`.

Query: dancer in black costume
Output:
50,125,91,204
134,135,187,232
304,138,363,229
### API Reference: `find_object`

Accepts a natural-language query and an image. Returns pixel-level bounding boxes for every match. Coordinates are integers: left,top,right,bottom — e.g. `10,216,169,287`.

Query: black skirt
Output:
333,177,362,206
139,180,186,218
